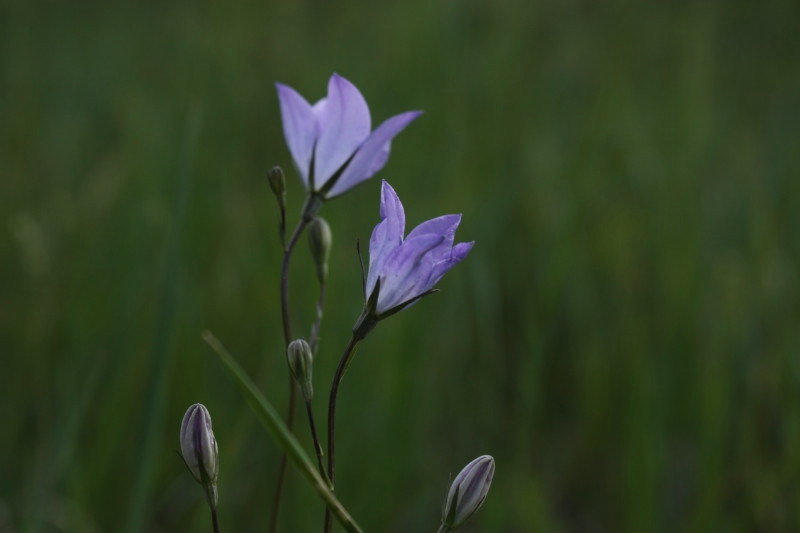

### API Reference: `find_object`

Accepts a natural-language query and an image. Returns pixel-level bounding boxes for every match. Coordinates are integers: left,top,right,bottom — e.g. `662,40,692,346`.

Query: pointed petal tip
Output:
274,81,294,96
380,181,402,217
392,109,424,125
454,240,475,260
328,72,361,97
381,179,397,197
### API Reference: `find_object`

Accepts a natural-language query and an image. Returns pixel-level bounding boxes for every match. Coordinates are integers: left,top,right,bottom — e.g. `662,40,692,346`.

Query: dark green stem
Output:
270,194,323,532
323,311,378,532
306,400,331,487
309,279,326,355
211,506,220,533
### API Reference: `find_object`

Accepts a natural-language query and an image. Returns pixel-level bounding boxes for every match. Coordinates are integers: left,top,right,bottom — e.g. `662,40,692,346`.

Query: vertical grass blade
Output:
124,109,202,532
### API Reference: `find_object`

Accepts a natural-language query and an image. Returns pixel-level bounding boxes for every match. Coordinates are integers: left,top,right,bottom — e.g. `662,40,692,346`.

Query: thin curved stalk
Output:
271,194,324,532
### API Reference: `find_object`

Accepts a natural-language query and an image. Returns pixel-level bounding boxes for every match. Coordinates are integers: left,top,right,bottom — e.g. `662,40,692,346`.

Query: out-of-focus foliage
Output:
2,0,799,531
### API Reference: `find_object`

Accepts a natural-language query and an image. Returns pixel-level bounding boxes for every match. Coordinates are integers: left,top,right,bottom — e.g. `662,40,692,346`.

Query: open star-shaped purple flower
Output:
366,180,474,316
276,74,422,199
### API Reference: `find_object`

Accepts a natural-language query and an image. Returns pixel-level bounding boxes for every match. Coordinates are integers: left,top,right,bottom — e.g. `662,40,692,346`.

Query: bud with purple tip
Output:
441,455,495,531
180,403,219,507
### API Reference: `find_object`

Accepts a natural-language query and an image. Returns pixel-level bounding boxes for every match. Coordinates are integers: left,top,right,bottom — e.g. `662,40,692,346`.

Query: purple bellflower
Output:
276,73,422,200
362,180,474,320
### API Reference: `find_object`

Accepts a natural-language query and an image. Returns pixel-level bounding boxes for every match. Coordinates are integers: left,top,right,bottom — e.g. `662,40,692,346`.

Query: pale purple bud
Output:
441,455,495,531
180,404,219,490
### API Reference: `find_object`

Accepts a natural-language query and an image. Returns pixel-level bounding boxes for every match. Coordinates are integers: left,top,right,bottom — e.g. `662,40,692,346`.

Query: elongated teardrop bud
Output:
268,165,286,203
287,338,314,402
441,455,495,531
308,216,332,284
180,403,219,507
268,166,288,248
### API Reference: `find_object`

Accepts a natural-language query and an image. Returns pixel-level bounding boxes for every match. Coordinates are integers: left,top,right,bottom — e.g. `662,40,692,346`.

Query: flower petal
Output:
367,181,406,296
376,233,444,313
406,213,461,241
313,74,371,189
406,214,462,265
275,82,318,187
427,241,474,288
327,110,422,198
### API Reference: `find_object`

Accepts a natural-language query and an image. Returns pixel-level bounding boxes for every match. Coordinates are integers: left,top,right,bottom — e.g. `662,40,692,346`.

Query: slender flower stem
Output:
323,311,377,533
277,203,287,250
202,484,220,533
306,400,331,487
270,194,323,533
210,506,220,533
305,277,327,483
326,334,360,481
309,280,326,354
323,333,360,533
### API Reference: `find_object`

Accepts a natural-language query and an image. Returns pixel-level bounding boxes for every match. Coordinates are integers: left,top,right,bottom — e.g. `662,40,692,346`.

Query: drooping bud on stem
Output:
268,166,286,203
441,455,495,531
180,403,220,508
287,339,314,402
268,166,287,248
308,216,332,284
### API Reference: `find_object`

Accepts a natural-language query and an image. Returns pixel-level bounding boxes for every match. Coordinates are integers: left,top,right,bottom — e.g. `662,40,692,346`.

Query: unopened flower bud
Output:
268,166,286,202
287,339,314,402
308,217,332,284
441,455,495,531
180,403,219,503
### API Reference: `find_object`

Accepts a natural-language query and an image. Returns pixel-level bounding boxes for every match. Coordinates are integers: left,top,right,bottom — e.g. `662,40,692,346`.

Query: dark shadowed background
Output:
2,0,800,531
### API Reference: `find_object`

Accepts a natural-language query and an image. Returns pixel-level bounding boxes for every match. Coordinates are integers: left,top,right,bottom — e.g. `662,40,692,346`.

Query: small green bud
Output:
308,217,332,284
287,339,314,402
268,165,286,201
441,455,495,531
180,404,219,506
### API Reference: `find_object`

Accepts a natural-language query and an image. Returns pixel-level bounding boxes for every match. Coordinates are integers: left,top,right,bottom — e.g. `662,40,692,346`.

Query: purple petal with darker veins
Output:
376,233,444,312
367,181,407,296
311,97,328,129
367,218,390,296
407,214,462,264
428,241,474,288
276,83,318,187
327,110,422,198
313,74,371,189
406,214,461,241
374,180,405,248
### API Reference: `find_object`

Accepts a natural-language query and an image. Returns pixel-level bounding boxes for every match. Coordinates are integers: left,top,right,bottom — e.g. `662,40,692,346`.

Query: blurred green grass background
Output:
2,0,800,531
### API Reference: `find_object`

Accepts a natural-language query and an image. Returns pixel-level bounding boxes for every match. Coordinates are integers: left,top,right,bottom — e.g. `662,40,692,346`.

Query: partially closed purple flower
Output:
441,455,495,531
180,403,219,487
366,181,473,317
276,74,422,198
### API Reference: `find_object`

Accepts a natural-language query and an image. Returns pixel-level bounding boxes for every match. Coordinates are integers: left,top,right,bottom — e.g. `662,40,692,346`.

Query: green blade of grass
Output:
201,330,363,533
125,109,202,532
